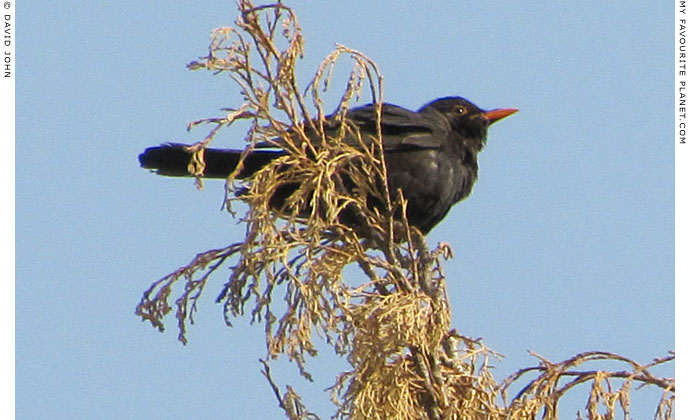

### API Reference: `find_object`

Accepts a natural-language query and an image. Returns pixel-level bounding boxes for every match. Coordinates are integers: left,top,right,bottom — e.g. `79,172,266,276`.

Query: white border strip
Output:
0,0,14,417
676,1,686,418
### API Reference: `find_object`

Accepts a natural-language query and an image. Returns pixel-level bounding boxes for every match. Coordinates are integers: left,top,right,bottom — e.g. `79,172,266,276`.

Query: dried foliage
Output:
135,2,675,419
500,351,674,420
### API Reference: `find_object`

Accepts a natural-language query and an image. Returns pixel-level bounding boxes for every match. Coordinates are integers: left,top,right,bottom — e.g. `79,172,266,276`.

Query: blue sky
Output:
17,1,673,418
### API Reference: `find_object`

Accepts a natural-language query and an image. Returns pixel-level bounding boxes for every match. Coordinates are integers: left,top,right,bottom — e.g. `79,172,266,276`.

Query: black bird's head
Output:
421,96,518,151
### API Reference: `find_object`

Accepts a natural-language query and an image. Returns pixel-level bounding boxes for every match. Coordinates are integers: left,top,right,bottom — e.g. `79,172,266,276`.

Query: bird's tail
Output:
138,143,283,179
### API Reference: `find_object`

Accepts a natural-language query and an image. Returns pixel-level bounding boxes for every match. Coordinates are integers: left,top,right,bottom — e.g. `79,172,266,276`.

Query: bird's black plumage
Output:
139,96,517,234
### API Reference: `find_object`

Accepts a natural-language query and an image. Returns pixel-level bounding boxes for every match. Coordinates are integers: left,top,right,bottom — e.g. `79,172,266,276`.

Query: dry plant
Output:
500,351,674,420
135,2,675,419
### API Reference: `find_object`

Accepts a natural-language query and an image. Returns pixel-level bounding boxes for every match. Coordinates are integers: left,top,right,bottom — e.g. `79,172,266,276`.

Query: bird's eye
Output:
453,105,467,115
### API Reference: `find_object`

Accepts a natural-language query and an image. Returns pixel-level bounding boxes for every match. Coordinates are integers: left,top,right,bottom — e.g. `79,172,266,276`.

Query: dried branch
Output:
136,2,675,419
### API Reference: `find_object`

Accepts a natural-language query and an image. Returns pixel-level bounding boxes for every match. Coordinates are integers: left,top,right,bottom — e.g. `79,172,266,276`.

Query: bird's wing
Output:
255,103,447,151
342,103,445,150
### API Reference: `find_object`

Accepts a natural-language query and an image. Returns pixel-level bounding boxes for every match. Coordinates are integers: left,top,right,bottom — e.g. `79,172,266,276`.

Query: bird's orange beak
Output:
483,108,519,124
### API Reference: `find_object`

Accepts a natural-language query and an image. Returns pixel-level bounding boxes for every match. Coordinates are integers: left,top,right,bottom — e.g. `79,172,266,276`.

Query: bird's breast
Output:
383,148,477,233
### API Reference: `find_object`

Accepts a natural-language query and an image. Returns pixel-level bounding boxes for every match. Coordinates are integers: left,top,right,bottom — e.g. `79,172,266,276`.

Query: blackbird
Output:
139,96,517,234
